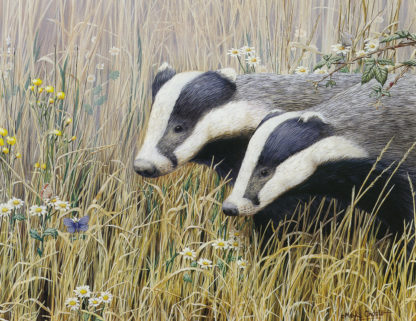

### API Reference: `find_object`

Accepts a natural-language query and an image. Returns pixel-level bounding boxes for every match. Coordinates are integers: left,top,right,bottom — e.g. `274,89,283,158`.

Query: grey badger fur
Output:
134,63,362,180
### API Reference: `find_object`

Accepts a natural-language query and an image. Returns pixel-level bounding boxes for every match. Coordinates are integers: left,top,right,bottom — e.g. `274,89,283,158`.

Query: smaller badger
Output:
223,111,415,251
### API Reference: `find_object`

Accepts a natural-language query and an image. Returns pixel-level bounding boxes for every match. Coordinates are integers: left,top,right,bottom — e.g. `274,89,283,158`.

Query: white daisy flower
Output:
45,196,60,207
96,63,105,70
237,258,248,269
74,285,91,298
179,247,196,260
227,48,241,57
240,46,255,55
364,39,379,52
313,68,328,75
29,205,47,216
8,198,24,210
197,258,213,269
212,239,229,250
331,43,350,55
88,297,102,307
54,200,71,212
228,238,241,250
87,74,96,83
295,66,309,75
109,46,120,56
100,291,113,303
0,203,13,216
246,56,261,66
356,50,367,57
65,297,80,311
229,229,241,239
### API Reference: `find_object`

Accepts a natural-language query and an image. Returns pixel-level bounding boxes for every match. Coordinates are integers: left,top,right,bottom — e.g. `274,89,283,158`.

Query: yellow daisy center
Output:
80,289,87,294
218,242,225,246
232,50,238,54
203,261,209,265
59,203,67,208
2,208,8,213
299,68,306,72
13,200,19,205
186,251,193,256
51,199,57,203
233,242,238,247
35,208,42,213
69,301,76,306
103,295,109,300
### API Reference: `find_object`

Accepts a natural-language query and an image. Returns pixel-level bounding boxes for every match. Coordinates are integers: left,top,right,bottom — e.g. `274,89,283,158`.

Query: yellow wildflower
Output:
15,152,22,159
70,136,77,141
0,128,8,136
46,86,54,93
56,92,65,100
65,118,72,126
29,85,35,91
52,129,62,137
6,136,16,146
49,98,54,104
41,163,47,170
2,147,9,154
32,78,42,86
34,162,40,168
0,138,3,146
38,87,44,94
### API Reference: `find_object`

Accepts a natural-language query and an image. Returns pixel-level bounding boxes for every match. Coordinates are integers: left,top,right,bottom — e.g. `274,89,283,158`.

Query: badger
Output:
134,63,362,180
222,107,416,254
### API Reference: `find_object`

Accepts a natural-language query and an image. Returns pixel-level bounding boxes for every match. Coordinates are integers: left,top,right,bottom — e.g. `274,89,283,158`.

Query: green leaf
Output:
43,228,58,238
37,248,43,257
339,66,349,73
313,60,326,71
183,274,192,283
325,79,336,88
362,63,375,84
30,229,42,241
109,70,120,80
380,34,401,43
190,261,198,268
13,214,26,221
374,65,388,86
94,95,107,106
402,60,416,66
92,85,102,95
377,59,394,66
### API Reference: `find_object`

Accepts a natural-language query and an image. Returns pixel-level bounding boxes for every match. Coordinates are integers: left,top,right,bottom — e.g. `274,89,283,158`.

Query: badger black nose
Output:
133,159,158,177
222,201,239,216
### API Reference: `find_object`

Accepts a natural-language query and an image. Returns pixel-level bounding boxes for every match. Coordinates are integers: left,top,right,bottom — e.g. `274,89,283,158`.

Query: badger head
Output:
134,63,267,177
222,111,368,216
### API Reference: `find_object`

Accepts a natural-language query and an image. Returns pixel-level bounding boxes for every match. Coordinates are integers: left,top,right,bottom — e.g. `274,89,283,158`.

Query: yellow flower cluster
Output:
0,127,20,158
30,78,65,102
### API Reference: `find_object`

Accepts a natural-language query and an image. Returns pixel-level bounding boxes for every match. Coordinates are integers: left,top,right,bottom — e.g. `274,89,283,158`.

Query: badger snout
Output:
222,201,239,216
133,159,159,178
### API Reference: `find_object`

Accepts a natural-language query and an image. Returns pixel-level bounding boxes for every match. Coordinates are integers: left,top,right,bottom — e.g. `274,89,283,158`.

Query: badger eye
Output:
260,169,269,177
174,125,183,133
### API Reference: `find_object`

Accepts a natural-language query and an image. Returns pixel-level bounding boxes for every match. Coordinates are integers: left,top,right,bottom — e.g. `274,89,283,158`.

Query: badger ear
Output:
216,67,237,83
152,62,176,102
298,112,328,124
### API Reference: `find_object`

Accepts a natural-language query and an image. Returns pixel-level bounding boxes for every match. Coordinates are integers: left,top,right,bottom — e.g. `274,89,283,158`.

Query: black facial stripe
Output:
243,117,333,204
152,67,176,102
156,71,236,167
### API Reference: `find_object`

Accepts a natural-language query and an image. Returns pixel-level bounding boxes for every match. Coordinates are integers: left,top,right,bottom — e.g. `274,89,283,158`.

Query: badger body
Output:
134,64,362,180
223,106,416,253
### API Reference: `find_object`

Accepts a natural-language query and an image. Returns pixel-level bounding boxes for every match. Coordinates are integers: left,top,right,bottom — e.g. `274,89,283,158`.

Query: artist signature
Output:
341,310,391,320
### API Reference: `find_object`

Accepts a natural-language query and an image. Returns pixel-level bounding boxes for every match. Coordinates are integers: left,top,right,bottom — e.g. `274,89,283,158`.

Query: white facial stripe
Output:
173,100,272,165
229,111,307,200
135,71,202,162
256,136,368,212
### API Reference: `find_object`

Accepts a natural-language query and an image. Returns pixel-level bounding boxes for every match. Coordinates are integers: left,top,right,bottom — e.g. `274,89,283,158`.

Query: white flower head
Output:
179,247,196,260
65,297,80,311
228,238,241,250
87,74,96,83
197,258,213,269
364,39,379,52
295,66,309,75
0,203,13,216
74,285,91,298
88,297,102,307
229,229,241,239
96,63,105,70
54,200,71,212
237,258,248,269
313,68,328,75
227,48,241,57
246,56,261,66
356,50,367,57
8,197,24,209
240,46,255,55
100,291,113,303
29,205,47,217
109,46,120,56
331,43,350,55
45,196,60,207
212,238,229,250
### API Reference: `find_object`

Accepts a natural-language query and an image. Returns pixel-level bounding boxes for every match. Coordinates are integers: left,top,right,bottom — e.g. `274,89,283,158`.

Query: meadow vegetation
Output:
0,0,415,320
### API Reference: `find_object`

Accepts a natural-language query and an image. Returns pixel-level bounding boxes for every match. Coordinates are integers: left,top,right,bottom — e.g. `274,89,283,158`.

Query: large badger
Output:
134,63,362,180
222,75,416,252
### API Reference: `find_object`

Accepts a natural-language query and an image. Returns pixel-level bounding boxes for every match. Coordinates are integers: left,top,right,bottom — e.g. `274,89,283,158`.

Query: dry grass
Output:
1,0,416,320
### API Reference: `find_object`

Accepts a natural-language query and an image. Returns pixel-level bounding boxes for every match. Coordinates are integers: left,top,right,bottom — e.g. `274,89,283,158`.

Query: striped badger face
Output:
134,63,265,177
222,111,368,216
